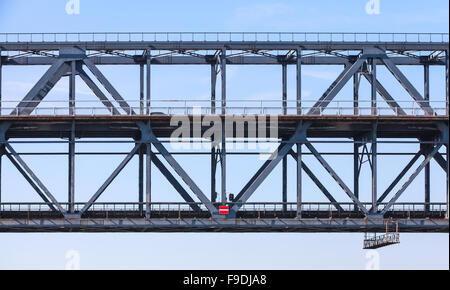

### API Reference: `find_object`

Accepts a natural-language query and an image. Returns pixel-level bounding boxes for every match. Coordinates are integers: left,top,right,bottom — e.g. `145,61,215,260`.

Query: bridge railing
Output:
0,202,447,215
1,99,448,117
0,32,448,43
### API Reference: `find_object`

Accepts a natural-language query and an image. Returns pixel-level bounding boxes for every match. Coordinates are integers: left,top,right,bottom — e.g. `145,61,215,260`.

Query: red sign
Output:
219,206,229,215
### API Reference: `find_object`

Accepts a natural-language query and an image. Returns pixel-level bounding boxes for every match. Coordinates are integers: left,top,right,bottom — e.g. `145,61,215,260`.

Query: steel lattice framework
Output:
0,32,448,233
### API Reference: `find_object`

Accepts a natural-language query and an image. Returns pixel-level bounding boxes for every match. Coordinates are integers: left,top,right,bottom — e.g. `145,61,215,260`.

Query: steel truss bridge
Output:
0,32,448,233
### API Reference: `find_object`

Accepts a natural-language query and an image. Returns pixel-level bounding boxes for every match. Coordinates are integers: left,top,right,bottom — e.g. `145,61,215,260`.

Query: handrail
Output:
1,99,448,117
0,202,447,212
0,32,448,43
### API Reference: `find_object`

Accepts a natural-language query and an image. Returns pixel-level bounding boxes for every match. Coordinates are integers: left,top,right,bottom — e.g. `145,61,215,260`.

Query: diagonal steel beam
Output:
305,141,369,215
362,74,407,116
77,68,121,115
288,150,345,212
308,57,366,115
375,150,423,206
12,59,70,116
380,57,434,115
3,152,56,211
79,144,141,216
231,122,311,213
151,152,201,212
82,58,136,115
434,152,448,172
4,143,66,214
380,144,443,216
137,122,217,215
232,147,286,203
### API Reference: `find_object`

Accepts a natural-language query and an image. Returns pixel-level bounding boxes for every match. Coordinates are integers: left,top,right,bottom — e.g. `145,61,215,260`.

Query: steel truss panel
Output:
0,34,448,232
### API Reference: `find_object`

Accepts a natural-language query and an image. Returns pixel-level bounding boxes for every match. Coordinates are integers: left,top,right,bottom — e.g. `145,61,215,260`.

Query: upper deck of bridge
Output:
0,32,448,50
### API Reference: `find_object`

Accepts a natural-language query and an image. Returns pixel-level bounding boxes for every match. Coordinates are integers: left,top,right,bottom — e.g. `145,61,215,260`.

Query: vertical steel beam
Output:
282,63,287,115
371,59,377,115
0,146,2,206
282,62,288,211
221,48,227,204
145,143,152,219
146,49,151,115
68,121,75,213
371,122,378,213
282,155,287,211
211,63,217,114
211,63,217,203
140,64,144,115
424,65,431,213
297,48,302,115
296,143,302,217
69,61,76,116
139,144,144,215
353,142,360,211
353,73,359,115
445,141,450,219
1,49,3,113
446,50,449,116
211,148,217,203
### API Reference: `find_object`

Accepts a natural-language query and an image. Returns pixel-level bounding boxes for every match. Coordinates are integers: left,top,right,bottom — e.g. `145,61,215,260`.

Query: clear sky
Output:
0,0,449,270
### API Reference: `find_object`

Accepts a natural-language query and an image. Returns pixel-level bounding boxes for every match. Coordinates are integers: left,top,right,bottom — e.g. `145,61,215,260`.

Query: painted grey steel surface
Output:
0,33,448,232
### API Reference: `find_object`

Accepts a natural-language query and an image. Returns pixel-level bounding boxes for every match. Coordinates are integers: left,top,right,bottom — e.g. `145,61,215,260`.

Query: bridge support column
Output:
139,145,144,215
140,64,144,115
221,48,227,204
424,64,431,213
296,142,302,218
146,49,151,115
145,142,152,219
211,63,218,203
68,121,75,213
1,48,3,113
354,142,360,212
353,73,360,115
297,48,302,115
371,59,377,115
282,62,288,211
371,122,378,213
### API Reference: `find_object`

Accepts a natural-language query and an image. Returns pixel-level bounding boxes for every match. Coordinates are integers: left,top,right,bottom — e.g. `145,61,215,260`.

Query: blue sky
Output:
0,0,449,270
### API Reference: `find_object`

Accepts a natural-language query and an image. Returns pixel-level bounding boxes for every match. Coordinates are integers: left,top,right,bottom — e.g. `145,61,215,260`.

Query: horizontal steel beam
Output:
1,42,448,51
0,218,447,233
2,56,446,66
